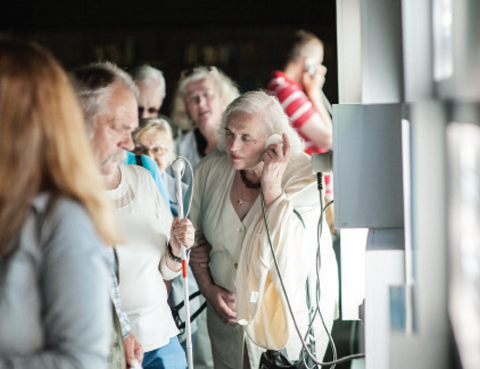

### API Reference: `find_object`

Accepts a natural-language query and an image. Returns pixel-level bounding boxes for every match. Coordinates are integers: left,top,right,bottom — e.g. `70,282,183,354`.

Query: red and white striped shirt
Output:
266,71,323,155
266,71,333,199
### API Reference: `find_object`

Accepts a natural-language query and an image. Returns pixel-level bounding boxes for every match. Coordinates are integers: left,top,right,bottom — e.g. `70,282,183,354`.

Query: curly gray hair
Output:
171,66,240,131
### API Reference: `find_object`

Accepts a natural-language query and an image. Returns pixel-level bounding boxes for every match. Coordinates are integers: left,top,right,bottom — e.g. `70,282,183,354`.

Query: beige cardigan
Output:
235,151,339,355
190,150,338,366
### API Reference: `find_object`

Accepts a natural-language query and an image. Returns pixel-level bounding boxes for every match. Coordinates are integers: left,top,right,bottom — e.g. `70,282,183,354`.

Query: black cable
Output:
315,173,337,369
349,321,357,355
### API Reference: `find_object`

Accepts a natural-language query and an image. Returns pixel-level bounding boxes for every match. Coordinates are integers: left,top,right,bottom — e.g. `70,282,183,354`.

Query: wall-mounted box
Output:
333,103,404,228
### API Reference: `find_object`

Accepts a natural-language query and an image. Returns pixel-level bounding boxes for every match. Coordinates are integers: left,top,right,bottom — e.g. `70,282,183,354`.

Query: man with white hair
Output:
130,64,180,139
130,65,166,120
73,62,195,369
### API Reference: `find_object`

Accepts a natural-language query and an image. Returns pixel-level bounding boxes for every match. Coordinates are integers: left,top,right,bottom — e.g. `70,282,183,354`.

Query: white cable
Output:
174,156,195,218
171,156,195,369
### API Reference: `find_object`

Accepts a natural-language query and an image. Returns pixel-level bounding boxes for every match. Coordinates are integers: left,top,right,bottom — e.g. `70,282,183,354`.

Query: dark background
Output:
1,1,361,367
0,0,338,117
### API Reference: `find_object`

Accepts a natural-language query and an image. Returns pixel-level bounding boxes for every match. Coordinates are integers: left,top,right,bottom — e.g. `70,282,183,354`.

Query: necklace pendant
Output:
237,199,243,205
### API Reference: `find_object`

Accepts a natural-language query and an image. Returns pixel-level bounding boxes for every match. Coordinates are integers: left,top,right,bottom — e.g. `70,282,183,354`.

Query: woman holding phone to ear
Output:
188,91,339,369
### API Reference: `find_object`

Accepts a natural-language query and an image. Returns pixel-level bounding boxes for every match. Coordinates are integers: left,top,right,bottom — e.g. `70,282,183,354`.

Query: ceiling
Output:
1,0,336,30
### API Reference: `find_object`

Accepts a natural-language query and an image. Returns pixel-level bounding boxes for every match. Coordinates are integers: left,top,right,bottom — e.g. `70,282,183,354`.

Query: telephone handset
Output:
265,133,284,150
304,58,317,77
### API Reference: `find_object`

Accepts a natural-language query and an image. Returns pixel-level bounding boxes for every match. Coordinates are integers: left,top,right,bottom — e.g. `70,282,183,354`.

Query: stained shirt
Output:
107,164,180,352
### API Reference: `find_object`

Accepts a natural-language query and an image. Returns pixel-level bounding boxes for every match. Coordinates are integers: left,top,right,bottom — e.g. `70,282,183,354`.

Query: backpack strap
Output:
135,155,143,167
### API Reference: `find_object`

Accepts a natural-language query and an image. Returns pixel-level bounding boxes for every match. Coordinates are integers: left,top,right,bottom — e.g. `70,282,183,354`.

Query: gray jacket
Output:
0,194,111,369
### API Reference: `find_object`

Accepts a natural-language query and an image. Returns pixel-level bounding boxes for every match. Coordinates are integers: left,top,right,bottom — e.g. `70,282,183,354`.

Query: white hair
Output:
130,65,166,99
72,61,139,130
217,90,304,156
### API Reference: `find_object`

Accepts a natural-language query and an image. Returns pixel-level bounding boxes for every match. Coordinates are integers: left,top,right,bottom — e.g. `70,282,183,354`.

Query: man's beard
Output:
102,150,126,168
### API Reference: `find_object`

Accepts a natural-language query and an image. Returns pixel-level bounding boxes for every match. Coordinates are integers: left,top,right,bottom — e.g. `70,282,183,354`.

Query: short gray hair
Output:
71,61,139,129
217,90,304,156
130,65,166,99
172,66,239,131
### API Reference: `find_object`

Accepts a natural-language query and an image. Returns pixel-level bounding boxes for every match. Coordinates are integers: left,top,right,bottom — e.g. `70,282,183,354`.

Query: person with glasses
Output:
130,65,179,139
72,61,196,369
171,66,240,185
133,119,183,217
130,65,166,120
133,118,203,360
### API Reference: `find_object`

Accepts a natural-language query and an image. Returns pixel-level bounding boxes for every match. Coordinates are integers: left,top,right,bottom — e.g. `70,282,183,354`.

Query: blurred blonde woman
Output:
0,37,118,368
171,66,240,184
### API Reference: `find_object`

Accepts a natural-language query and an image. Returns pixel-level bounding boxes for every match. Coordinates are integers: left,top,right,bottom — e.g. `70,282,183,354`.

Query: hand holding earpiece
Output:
264,133,284,150
261,133,290,208
303,63,327,97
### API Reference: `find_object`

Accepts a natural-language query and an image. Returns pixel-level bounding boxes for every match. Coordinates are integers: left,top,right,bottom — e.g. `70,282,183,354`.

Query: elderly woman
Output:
171,66,240,184
189,91,339,369
133,119,184,216
0,37,116,368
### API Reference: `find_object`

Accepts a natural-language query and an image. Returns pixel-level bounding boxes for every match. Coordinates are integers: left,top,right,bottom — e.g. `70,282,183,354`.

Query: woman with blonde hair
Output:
133,118,182,216
133,118,203,355
171,66,240,184
0,37,117,368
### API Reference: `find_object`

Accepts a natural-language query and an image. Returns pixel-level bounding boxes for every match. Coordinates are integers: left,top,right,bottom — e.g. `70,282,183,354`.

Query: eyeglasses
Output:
138,106,159,117
133,144,167,157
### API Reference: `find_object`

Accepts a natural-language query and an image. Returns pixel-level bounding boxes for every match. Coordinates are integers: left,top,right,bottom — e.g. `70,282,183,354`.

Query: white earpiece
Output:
265,133,284,150
172,157,185,174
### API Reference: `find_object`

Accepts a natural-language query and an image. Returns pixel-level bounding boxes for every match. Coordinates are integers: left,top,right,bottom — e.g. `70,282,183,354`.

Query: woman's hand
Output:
204,284,237,325
189,241,235,324
261,132,291,209
169,218,195,256
190,237,212,269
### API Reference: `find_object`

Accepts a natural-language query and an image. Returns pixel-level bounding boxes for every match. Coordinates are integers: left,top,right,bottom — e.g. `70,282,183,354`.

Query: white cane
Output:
172,158,194,369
